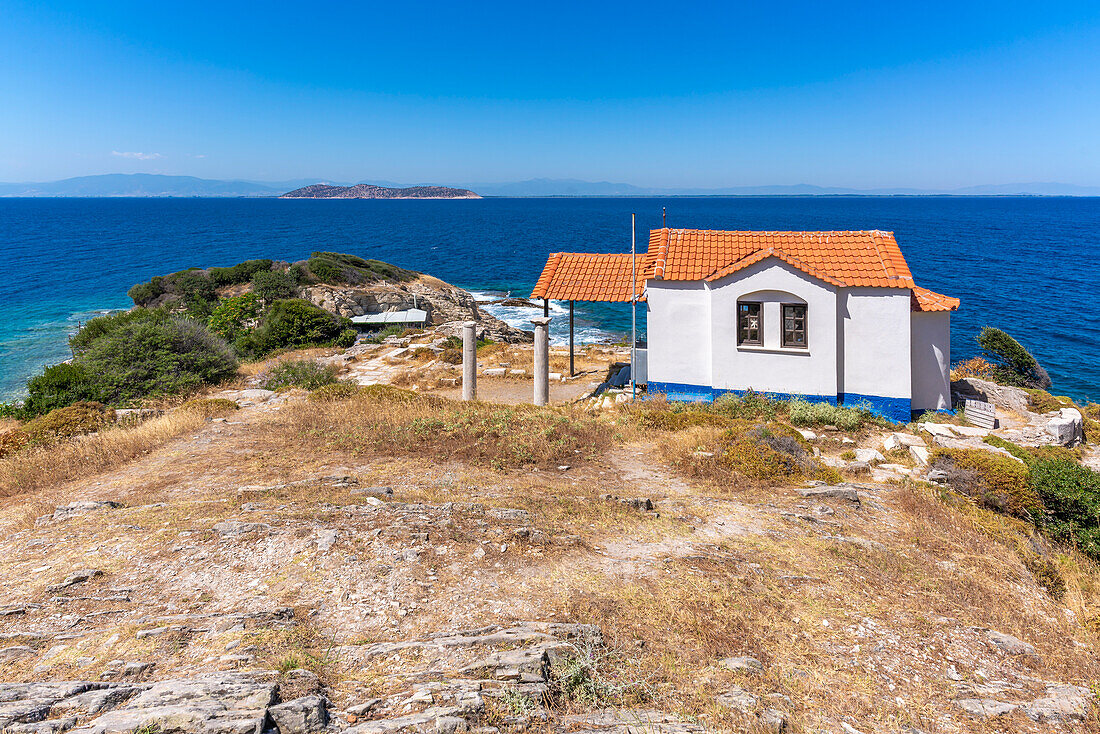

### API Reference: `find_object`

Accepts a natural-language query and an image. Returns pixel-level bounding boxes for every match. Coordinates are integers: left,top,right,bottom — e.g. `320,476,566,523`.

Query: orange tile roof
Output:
531,229,958,310
911,285,960,312
645,228,916,287
530,252,646,302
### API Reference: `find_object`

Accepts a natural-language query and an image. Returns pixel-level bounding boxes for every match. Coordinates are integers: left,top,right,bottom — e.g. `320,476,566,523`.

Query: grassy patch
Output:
0,410,206,499
179,398,239,417
268,386,612,470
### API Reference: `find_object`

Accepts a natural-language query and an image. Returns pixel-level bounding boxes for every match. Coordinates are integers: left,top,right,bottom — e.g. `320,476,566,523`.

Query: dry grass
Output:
0,410,207,500
255,386,616,470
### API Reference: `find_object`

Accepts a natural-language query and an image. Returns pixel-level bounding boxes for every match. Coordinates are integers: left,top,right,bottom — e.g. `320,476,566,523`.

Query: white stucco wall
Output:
840,288,912,400
645,280,711,388
708,260,838,397
910,311,951,410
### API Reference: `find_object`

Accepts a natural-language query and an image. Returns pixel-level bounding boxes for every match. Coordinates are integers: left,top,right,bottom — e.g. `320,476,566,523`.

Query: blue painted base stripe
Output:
646,381,911,423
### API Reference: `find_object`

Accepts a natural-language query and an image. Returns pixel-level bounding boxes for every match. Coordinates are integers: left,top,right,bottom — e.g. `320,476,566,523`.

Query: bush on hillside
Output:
251,270,299,304
22,363,101,417
261,360,340,391
238,299,352,357
304,252,416,285
208,259,274,287
977,327,1052,389
931,448,1038,518
0,401,115,458
207,294,263,343
1030,459,1100,559
79,315,238,404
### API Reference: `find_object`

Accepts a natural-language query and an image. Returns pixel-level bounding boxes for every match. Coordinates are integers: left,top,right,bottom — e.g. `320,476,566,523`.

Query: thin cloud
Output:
111,151,163,160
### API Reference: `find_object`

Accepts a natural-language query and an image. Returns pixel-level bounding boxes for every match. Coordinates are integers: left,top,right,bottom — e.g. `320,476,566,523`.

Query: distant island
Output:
281,183,481,199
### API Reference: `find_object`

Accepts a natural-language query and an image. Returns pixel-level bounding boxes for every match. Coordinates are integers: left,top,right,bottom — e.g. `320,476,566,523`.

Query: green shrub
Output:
261,360,340,391
208,259,274,286
977,327,1051,389
79,316,238,404
251,270,299,304
23,363,100,416
787,397,877,430
305,252,416,285
127,278,164,306
245,299,351,356
1030,459,1100,558
931,448,1038,518
335,328,358,348
207,294,263,343
1023,388,1074,414
70,309,165,354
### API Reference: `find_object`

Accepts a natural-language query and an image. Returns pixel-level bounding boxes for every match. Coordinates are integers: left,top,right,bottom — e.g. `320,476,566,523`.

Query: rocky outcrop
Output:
303,276,531,343
0,624,706,734
951,378,1030,415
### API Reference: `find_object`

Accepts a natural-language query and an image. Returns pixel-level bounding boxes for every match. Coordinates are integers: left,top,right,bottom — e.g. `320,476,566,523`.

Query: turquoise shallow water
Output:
0,196,1097,402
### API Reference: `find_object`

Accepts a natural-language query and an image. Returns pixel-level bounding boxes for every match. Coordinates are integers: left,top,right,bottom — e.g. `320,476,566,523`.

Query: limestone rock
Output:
1045,408,1084,446
918,422,956,438
909,446,930,465
268,694,329,733
955,698,1017,717
560,709,704,733
715,687,758,712
797,486,860,504
986,630,1036,655
951,378,1030,414
718,656,763,674
47,569,104,592
854,448,885,464
39,501,123,525
1024,684,1091,723
213,520,272,536
883,432,925,450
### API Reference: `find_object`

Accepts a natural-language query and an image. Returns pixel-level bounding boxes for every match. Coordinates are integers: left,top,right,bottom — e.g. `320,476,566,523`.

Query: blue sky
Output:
2,1,1100,188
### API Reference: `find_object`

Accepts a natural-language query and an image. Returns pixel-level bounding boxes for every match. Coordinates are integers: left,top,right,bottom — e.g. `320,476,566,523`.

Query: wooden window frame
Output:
737,301,763,346
782,303,808,349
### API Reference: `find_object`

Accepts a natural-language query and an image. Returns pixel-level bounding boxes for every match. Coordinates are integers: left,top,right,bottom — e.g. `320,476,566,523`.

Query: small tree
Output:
977,327,1052,389
251,270,299,304
208,293,263,342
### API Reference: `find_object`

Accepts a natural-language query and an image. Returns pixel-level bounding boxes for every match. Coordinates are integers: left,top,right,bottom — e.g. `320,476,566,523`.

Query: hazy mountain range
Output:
1,173,1099,198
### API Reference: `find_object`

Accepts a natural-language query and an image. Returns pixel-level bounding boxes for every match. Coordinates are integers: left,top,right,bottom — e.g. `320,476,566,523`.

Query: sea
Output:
0,196,1097,403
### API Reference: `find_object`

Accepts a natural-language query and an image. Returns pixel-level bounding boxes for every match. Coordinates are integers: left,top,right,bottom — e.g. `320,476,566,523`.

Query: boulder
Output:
268,694,329,733
797,429,817,441
1045,408,1084,446
951,426,991,438
918,422,956,438
1024,684,1091,723
854,448,885,464
47,569,104,592
909,446,930,465
951,378,1030,415
213,520,272,536
955,698,1017,717
883,433,925,451
927,469,949,483
986,630,1035,656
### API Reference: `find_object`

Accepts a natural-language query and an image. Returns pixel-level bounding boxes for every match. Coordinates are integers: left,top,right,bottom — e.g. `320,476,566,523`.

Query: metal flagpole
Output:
631,213,636,401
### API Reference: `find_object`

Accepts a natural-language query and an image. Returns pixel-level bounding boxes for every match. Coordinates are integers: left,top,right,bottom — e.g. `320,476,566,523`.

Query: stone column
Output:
531,316,551,406
461,321,477,401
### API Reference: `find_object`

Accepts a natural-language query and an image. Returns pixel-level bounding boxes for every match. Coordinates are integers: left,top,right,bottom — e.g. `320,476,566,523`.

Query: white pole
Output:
531,316,551,406
462,321,477,401
631,213,637,401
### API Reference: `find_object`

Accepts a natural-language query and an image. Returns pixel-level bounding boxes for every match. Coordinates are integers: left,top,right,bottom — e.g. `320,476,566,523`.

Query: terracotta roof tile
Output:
530,253,646,302
531,229,958,308
911,285,960,312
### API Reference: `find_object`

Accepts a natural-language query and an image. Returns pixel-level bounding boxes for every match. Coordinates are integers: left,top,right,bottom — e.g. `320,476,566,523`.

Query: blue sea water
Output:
0,196,1097,402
